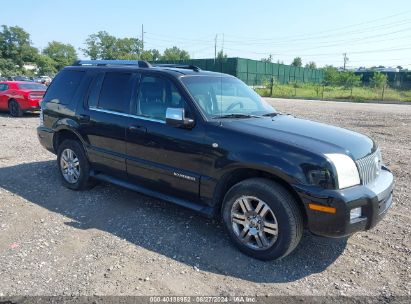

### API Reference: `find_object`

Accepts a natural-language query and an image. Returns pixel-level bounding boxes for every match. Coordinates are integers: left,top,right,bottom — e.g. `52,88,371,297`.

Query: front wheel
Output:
222,178,303,260
57,139,93,190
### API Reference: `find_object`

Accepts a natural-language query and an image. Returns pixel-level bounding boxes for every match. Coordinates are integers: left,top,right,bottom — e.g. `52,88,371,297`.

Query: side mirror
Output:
165,108,195,129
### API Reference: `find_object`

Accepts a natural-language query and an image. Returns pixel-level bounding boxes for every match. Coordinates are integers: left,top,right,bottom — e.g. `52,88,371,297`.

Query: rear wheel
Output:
222,178,303,260
57,139,94,190
9,100,23,117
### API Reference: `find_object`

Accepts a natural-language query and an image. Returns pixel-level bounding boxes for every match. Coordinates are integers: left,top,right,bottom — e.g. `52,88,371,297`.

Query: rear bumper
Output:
20,98,41,111
37,126,55,154
294,167,394,237
24,106,40,113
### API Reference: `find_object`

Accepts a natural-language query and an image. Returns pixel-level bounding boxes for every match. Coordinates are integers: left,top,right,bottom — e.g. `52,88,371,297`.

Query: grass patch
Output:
256,83,411,103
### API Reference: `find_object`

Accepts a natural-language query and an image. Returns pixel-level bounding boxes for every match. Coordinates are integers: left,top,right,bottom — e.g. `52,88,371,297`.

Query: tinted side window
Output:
137,75,189,121
0,84,8,91
44,70,85,104
87,73,104,108
98,72,132,113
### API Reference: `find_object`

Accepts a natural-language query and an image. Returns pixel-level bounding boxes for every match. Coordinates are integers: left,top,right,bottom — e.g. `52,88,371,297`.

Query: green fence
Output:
152,57,324,86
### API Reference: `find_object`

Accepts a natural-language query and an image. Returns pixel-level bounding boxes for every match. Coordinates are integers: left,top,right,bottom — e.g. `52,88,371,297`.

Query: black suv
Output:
37,60,394,260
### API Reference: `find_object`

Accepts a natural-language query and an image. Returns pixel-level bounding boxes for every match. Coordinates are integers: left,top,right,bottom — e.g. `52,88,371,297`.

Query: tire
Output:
222,178,303,261
9,100,23,117
57,139,94,190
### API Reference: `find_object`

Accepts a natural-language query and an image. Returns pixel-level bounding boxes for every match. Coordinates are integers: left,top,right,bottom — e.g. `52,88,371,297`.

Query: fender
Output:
199,124,330,210
52,118,89,153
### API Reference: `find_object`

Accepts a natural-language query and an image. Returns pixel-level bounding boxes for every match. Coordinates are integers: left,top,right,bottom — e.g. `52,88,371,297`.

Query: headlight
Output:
325,153,360,189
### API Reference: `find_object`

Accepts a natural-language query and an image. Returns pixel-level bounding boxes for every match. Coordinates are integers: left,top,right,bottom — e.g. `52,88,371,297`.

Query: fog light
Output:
350,207,362,221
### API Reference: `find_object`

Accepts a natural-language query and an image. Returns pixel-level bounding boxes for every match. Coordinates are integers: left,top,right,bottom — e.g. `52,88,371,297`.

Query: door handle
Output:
79,114,90,122
129,125,147,133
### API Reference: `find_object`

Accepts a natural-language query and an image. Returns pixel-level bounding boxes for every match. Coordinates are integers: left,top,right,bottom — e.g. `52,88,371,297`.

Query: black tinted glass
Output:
44,70,85,105
137,76,188,120
87,73,104,108
18,83,47,90
98,72,132,113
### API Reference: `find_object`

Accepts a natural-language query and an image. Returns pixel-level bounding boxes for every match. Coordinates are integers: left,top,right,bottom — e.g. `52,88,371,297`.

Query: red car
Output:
0,81,47,117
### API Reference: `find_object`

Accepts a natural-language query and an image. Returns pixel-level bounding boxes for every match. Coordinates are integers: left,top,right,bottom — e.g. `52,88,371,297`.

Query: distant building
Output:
23,63,38,72
355,67,399,73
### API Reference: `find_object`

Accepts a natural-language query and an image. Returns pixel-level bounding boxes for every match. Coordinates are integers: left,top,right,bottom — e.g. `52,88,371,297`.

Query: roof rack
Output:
73,60,151,68
154,64,201,72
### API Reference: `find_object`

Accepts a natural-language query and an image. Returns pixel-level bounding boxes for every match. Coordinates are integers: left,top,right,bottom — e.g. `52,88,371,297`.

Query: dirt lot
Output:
0,98,410,297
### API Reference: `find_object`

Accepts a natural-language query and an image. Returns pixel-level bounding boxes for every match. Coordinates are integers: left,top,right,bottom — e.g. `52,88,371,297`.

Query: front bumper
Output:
294,167,394,237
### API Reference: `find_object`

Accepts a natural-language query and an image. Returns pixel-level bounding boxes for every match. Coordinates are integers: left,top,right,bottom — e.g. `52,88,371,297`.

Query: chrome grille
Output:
356,149,382,185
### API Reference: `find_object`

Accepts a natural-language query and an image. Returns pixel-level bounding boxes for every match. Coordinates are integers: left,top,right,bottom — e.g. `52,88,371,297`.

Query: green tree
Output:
140,49,161,61
114,37,143,60
339,71,362,99
305,61,316,69
0,58,20,77
370,72,388,100
217,50,227,60
291,57,302,67
82,31,143,60
36,54,57,76
261,54,273,63
0,25,38,72
323,65,340,86
43,41,77,70
161,46,190,61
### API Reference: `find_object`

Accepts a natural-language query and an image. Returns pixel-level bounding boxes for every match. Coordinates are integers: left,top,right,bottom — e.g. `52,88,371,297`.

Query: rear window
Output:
18,83,47,90
97,72,133,113
44,70,85,105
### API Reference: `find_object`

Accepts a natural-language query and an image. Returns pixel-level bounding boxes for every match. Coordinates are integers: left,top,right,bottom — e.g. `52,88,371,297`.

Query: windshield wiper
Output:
212,113,261,119
262,112,279,117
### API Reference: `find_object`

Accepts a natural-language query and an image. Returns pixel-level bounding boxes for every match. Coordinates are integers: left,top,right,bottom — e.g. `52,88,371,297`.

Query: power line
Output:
235,27,411,55
223,44,411,57
223,19,411,46
222,9,411,43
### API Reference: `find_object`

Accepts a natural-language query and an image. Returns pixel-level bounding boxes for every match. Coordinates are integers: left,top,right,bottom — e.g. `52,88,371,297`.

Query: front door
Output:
126,73,206,202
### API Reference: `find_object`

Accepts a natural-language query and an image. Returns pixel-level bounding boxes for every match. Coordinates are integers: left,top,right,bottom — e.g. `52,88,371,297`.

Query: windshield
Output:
18,83,47,90
181,76,275,118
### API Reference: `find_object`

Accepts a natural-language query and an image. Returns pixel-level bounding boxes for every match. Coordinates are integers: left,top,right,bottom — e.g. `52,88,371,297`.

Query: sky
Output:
2,0,411,68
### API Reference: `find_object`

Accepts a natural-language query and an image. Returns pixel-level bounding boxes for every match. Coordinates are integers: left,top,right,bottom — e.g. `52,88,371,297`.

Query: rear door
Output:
77,70,138,178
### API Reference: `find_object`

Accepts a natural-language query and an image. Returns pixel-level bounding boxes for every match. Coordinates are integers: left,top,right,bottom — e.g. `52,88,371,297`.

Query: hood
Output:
221,114,376,160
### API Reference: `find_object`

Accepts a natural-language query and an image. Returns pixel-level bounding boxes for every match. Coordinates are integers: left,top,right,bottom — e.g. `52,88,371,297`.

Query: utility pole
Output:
343,53,349,70
222,33,224,55
141,24,144,52
214,34,218,63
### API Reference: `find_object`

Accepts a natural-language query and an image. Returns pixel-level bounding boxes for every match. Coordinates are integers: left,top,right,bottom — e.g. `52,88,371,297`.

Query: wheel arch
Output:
214,167,307,224
53,127,86,154
8,97,17,105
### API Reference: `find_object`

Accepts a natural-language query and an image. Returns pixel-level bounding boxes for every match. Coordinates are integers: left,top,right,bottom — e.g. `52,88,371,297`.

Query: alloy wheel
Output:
231,196,279,250
60,148,80,184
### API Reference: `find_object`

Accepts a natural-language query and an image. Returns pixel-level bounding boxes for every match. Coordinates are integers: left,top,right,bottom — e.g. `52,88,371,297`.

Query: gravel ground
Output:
0,98,410,297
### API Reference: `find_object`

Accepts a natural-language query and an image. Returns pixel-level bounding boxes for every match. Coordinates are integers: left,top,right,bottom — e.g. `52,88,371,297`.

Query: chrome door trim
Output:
89,107,166,124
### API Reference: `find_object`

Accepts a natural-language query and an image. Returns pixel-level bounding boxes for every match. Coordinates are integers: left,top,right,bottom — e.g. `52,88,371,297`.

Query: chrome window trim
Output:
89,107,166,124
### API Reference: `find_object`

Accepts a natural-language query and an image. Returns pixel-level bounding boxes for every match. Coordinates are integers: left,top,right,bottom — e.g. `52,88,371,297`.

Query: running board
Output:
91,173,214,217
